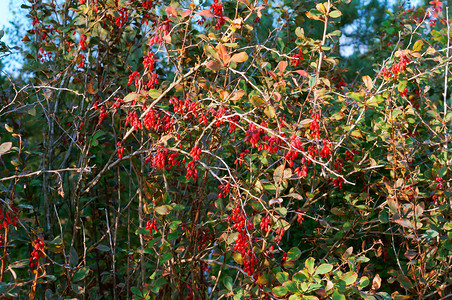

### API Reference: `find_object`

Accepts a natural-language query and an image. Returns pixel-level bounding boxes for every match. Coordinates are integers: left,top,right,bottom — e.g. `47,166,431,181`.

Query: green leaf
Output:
309,76,317,87
397,275,413,290
264,105,276,118
136,228,150,235
332,290,346,300
250,95,264,107
0,142,12,156
413,40,423,52
329,10,342,18
283,280,298,293
223,276,233,291
340,271,358,285
358,276,370,288
277,38,285,51
124,92,140,102
305,257,315,274
438,166,447,177
295,27,305,39
131,287,143,297
155,205,172,215
287,247,301,261
422,229,438,239
293,271,308,282
276,272,289,283
72,267,90,282
272,286,288,297
148,89,161,99
314,263,333,275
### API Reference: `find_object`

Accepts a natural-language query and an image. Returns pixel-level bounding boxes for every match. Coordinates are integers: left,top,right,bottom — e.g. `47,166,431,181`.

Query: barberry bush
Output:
0,0,451,299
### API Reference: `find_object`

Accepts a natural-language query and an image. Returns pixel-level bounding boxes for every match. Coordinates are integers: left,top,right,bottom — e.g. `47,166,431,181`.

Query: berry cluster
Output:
291,49,304,67
125,111,141,130
210,0,225,30
260,215,271,234
117,142,125,159
320,139,332,159
150,147,179,170
380,54,410,80
0,206,18,229
229,206,257,276
296,209,305,226
186,145,201,181
146,219,158,235
149,21,170,46
436,177,443,189
30,238,45,271
115,7,129,28
285,134,304,167
218,182,231,198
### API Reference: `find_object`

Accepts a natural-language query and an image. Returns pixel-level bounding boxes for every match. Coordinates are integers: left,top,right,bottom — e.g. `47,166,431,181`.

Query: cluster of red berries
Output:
344,150,359,162
196,228,213,251
117,142,125,159
234,150,249,166
229,206,257,276
145,219,158,235
115,7,129,28
436,177,443,189
30,16,55,42
260,215,272,234
296,209,305,226
310,112,321,138
380,54,409,80
37,48,53,63
142,0,153,9
291,49,304,67
143,51,156,71
210,0,225,30
400,87,408,98
294,164,308,178
170,97,199,117
79,34,87,51
125,111,141,130
128,71,141,87
320,139,332,159
30,238,45,271
0,206,18,229
218,182,231,198
274,228,285,244
149,21,170,46
186,145,201,181
332,177,344,189
285,134,304,167
244,122,265,148
150,147,179,170
143,107,174,132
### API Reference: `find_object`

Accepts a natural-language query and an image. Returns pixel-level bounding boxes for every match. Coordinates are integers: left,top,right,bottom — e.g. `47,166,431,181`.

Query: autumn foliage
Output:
0,0,451,299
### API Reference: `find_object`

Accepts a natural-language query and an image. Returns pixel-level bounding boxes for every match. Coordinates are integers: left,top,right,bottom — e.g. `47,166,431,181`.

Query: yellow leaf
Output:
362,75,373,90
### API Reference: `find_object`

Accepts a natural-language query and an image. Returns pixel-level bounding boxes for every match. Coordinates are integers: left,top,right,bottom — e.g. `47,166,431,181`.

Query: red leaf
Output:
278,61,288,73
216,44,230,64
229,89,245,101
206,61,222,72
181,10,191,19
293,70,309,78
166,6,178,18
198,9,214,18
